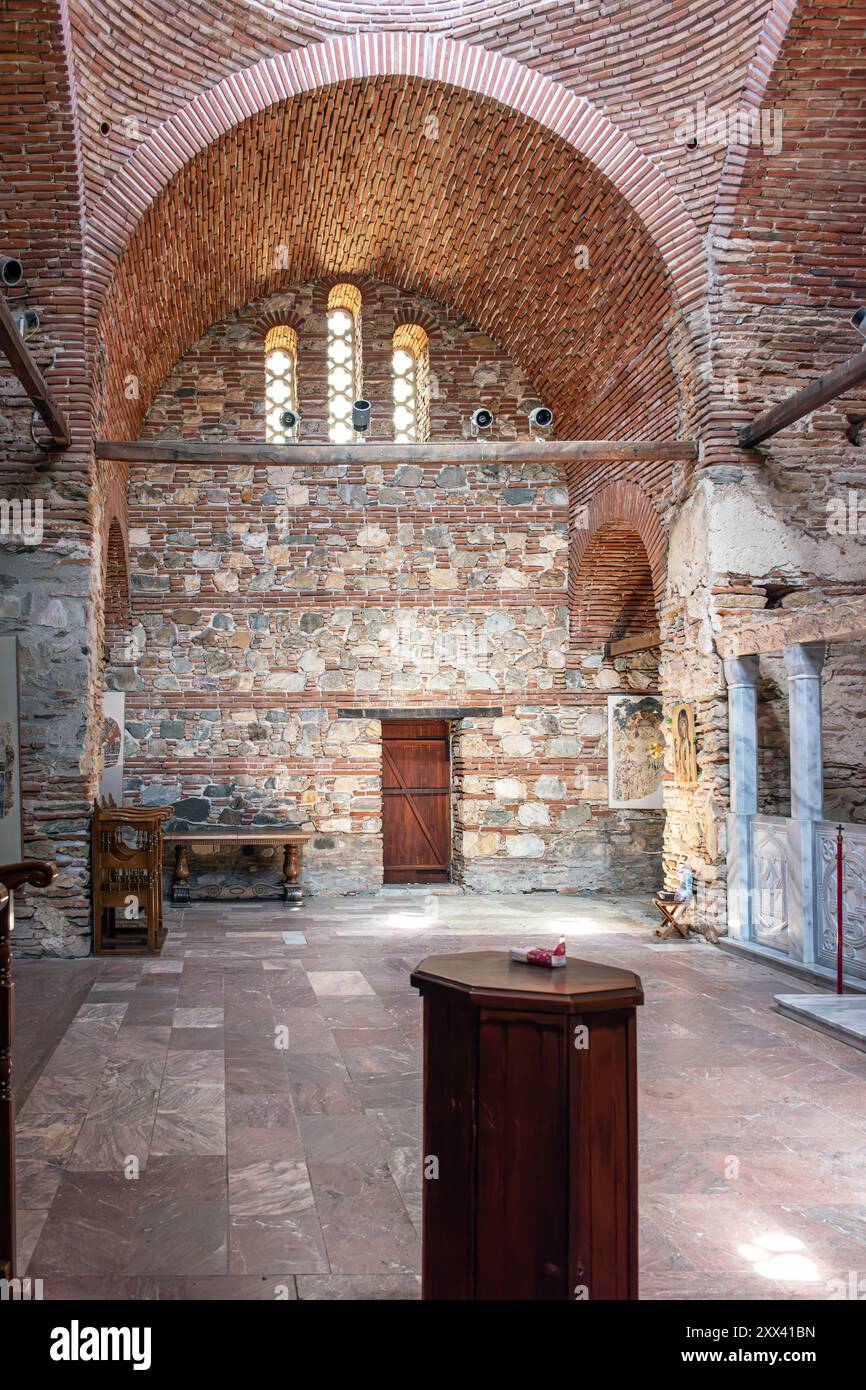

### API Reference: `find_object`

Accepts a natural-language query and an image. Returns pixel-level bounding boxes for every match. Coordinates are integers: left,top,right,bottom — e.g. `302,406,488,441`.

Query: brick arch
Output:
87,33,705,316
392,304,440,338
310,274,378,316
98,80,690,441
102,515,131,660
569,482,666,619
255,306,306,339
570,522,658,649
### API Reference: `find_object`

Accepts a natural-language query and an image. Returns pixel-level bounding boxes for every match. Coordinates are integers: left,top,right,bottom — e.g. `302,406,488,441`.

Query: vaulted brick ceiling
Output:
98,77,685,440
70,0,777,228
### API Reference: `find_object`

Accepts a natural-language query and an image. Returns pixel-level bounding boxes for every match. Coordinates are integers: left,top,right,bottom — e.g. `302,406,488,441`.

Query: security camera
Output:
471,407,494,431
13,308,39,336
0,256,23,287
352,399,372,432
852,307,866,338
279,407,300,432
529,406,554,431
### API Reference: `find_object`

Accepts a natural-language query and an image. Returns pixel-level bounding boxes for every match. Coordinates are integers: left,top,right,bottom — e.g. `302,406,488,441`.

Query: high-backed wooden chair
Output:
92,802,171,955
0,859,55,1281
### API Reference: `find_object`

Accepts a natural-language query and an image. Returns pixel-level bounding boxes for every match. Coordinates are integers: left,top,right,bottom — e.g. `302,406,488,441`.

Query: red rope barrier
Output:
836,824,844,995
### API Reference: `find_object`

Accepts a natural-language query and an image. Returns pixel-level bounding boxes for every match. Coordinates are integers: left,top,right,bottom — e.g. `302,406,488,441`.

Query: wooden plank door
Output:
382,720,451,883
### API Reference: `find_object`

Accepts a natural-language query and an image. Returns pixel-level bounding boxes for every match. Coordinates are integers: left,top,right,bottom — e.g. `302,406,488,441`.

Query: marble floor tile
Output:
173,1007,224,1028
15,1113,83,1162
151,1083,226,1156
18,1052,109,1115
307,970,376,998
169,1027,226,1051
163,1048,226,1087
297,1274,421,1300
15,1158,66,1209
129,1198,228,1275
28,1172,139,1276
229,1157,315,1215
229,1213,329,1275
333,1027,421,1079
12,892,866,1300
40,1274,295,1300
312,1165,420,1275
17,1207,50,1273
142,1156,228,1203
299,1113,390,1175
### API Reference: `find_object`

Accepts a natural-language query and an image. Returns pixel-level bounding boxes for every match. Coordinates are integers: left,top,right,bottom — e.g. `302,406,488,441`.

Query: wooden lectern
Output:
411,950,644,1301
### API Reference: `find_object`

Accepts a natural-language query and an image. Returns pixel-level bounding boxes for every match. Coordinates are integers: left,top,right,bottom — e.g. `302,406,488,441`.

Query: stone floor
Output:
12,889,866,1300
775,993,866,1056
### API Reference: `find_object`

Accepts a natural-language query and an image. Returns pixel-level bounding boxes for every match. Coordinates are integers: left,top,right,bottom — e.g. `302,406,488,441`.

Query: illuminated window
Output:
264,325,298,442
327,284,362,443
392,324,430,443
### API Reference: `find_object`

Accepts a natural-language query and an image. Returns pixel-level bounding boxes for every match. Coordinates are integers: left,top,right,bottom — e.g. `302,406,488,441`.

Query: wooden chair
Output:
92,803,171,955
0,859,56,1281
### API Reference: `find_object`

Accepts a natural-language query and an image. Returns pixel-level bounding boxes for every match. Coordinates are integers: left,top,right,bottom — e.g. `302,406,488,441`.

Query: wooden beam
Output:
0,295,70,447
605,628,661,658
95,439,698,466
737,349,866,449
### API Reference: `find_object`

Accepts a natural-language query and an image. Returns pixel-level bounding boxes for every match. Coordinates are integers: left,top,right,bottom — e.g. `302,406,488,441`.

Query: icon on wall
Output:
0,636,23,861
100,690,126,806
607,693,664,809
671,701,699,786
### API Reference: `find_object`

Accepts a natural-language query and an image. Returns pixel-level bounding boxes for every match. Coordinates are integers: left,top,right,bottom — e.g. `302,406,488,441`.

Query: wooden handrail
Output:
0,859,55,1280
0,861,56,892
0,295,71,447
737,348,866,449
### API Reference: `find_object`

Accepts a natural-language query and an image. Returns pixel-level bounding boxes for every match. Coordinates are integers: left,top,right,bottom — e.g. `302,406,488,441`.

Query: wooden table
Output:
162,830,313,908
411,949,644,1300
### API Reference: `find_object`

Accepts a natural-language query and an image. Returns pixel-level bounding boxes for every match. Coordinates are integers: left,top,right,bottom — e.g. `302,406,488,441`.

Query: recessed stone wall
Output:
113,283,666,896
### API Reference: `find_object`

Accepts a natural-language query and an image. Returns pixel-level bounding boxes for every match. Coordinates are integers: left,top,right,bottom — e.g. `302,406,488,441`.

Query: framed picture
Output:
672,702,699,786
0,636,23,861
100,690,125,806
607,693,664,809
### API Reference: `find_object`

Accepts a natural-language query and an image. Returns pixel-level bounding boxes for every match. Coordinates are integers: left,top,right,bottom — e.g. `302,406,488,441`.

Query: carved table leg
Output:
172,843,191,904
282,843,303,909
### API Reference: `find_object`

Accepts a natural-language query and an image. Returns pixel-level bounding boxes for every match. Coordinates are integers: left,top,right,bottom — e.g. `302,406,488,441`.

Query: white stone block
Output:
506,833,545,858
494,777,526,801
518,802,550,827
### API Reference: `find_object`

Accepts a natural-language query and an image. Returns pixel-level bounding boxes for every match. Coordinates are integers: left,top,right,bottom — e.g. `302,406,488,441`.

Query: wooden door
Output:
382,720,451,883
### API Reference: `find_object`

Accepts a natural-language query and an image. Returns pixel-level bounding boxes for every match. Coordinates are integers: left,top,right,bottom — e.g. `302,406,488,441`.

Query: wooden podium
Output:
411,950,644,1301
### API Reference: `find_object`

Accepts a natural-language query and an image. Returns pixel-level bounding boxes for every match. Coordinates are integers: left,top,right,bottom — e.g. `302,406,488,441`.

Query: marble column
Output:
784,641,826,963
724,655,759,941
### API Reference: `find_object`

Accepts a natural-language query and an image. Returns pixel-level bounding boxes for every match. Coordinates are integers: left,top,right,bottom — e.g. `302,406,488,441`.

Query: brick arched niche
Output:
570,524,659,651
102,516,132,666
568,481,666,654
566,481,666,893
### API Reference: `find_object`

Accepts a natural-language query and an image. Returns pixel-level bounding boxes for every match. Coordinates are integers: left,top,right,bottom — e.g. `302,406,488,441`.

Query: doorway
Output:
381,719,451,883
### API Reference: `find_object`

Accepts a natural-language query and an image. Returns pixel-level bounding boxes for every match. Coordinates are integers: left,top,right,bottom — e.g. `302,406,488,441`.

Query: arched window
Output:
392,324,430,443
327,284,363,442
264,325,298,442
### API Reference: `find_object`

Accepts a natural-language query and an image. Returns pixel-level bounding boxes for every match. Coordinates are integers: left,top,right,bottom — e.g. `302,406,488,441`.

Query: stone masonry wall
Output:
115,283,665,896
0,0,102,957
657,3,866,937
